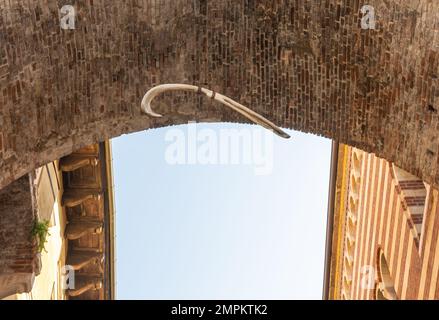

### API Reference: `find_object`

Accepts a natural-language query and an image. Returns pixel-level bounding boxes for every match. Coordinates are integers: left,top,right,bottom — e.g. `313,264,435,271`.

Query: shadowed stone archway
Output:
1,0,439,190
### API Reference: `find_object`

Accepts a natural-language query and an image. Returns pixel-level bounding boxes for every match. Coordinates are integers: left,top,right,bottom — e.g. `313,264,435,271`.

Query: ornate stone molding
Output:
62,189,102,208
67,276,103,297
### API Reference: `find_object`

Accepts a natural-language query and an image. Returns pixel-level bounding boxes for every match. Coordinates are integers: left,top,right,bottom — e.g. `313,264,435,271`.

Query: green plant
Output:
31,220,50,253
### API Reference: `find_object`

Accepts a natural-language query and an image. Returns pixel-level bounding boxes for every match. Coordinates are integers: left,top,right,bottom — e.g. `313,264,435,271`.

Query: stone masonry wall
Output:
0,0,439,189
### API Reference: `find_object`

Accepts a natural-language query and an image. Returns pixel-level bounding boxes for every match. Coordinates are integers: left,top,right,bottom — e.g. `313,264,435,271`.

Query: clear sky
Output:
112,123,332,300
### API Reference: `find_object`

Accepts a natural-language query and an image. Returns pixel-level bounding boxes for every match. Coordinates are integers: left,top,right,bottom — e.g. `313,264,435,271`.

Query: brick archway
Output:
1,0,439,190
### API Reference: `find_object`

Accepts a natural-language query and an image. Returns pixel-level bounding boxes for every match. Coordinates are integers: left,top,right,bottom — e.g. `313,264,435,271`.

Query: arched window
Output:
375,249,397,300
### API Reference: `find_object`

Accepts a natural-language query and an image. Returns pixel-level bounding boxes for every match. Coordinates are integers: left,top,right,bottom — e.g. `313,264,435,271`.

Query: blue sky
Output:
112,123,331,299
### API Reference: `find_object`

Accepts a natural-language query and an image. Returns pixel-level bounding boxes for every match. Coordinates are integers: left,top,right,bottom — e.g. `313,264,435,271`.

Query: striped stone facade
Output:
329,144,439,300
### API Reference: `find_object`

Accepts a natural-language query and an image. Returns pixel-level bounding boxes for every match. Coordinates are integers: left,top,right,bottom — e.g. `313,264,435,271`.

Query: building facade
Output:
326,144,439,299
0,141,115,300
2,1,439,195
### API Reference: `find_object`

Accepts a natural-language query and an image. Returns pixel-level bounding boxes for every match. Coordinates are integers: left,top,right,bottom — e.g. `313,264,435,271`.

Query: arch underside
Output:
1,0,439,189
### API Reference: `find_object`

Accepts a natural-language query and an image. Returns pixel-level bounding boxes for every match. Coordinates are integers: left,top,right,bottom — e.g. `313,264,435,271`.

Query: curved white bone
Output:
141,84,291,139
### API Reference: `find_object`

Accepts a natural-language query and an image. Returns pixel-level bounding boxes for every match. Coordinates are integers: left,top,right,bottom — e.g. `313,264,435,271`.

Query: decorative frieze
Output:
340,148,364,300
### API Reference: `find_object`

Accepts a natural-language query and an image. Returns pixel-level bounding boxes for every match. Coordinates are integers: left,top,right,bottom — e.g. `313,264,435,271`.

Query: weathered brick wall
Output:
0,0,439,189
0,175,39,298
